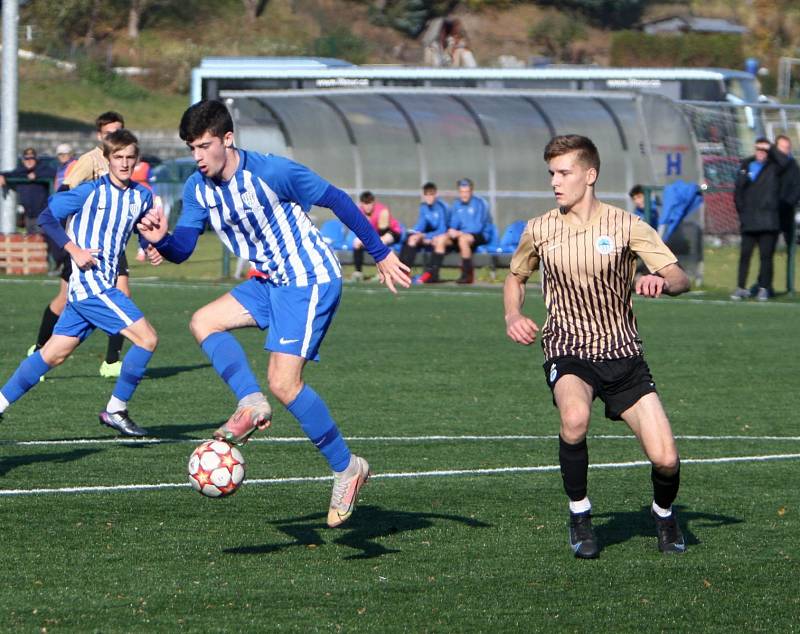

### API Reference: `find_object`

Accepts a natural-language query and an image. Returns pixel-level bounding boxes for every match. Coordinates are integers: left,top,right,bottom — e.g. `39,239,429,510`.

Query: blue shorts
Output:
230,277,342,361
53,288,144,342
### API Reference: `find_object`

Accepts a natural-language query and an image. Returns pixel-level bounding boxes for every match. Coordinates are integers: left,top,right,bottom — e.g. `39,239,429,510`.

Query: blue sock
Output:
112,345,153,402
0,351,51,405
200,332,261,401
287,385,351,472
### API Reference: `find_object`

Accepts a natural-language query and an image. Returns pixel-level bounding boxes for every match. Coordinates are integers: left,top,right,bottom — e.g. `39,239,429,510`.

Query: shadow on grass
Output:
0,448,104,477
593,504,742,549
224,504,492,560
41,363,210,383
145,363,211,379
144,421,223,440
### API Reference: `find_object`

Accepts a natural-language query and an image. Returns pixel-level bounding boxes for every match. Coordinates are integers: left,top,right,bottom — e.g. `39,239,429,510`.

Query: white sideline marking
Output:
0,453,798,497
4,433,800,447
3,277,799,307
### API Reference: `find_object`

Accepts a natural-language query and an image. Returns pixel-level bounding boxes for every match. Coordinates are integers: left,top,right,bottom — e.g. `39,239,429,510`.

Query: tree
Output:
242,0,270,21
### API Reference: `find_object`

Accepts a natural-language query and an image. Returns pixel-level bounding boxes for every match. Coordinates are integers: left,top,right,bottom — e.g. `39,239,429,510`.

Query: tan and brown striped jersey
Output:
510,203,677,361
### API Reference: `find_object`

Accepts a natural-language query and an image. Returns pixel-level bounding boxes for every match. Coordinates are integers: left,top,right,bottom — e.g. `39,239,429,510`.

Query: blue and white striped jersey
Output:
178,151,340,287
49,175,152,301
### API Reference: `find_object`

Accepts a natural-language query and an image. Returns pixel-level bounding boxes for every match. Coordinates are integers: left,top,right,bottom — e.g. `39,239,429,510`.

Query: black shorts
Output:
60,251,130,282
377,228,402,243
446,232,487,251
542,355,657,421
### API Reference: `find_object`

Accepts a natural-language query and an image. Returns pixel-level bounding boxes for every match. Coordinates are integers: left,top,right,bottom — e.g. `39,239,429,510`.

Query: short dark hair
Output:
422,182,437,193
457,178,473,189
359,191,375,204
543,134,600,174
776,134,791,145
95,111,125,131
179,100,234,143
22,147,37,159
629,184,644,198
754,137,770,146
102,129,140,159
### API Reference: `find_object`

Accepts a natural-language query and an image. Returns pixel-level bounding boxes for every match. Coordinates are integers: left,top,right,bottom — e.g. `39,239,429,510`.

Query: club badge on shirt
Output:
595,235,615,255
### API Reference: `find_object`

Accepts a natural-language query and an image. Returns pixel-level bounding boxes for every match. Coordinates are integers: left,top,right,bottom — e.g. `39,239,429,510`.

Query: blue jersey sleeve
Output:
258,155,330,212
410,205,428,234
177,175,210,231
47,182,95,221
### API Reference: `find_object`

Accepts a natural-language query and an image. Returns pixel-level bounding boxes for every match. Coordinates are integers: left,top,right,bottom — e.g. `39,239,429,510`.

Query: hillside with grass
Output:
14,0,800,131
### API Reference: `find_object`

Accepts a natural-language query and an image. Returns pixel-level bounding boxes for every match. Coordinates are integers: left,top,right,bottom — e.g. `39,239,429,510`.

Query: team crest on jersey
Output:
241,191,258,207
595,235,615,255
128,203,140,218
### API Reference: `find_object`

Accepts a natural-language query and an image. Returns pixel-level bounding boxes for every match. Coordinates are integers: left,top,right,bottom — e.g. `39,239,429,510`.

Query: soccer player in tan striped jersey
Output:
503,135,690,558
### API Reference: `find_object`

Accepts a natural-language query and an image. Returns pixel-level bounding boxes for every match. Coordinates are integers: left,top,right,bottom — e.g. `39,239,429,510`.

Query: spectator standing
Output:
351,191,402,281
400,182,449,269
731,138,789,301
775,135,800,254
54,144,77,191
0,148,55,234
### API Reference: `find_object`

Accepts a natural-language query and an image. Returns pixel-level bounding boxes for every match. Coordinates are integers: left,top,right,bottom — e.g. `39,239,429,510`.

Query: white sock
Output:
652,501,672,518
336,454,358,475
106,395,127,413
0,392,9,414
569,497,592,514
238,392,266,408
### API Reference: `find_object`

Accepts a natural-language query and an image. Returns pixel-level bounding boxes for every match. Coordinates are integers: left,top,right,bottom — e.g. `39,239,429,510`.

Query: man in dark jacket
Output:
776,135,800,253
0,148,55,234
731,138,789,301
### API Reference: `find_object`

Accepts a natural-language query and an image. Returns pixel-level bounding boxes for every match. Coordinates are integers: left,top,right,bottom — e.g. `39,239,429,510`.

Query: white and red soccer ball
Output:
188,440,246,498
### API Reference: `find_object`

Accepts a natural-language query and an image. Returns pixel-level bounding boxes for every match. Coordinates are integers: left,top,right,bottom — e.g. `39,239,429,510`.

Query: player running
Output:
503,135,690,558
0,130,158,437
138,100,410,527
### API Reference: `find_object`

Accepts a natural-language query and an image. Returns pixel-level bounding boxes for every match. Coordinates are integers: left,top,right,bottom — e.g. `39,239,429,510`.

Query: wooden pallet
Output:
0,234,49,275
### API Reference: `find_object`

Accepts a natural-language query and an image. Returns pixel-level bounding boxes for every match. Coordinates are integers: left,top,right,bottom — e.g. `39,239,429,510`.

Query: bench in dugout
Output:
320,218,528,280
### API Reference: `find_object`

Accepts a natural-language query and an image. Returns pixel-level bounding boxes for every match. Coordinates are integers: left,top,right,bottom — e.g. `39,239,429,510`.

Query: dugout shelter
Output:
219,88,704,278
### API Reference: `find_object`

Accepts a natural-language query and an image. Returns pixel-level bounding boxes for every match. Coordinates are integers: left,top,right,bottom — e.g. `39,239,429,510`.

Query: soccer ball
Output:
188,440,246,498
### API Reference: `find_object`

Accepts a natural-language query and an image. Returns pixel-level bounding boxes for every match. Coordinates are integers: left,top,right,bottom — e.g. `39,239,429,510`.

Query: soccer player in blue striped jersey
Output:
138,100,410,527
0,130,158,437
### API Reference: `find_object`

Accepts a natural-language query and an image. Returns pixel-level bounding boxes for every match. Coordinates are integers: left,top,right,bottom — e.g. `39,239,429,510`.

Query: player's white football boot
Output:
327,455,370,528
214,399,272,445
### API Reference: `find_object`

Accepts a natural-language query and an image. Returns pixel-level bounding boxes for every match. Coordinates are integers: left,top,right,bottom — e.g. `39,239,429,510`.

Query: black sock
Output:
36,306,60,349
430,252,444,280
651,463,680,510
461,258,473,274
353,248,364,272
105,334,125,364
559,435,589,502
399,243,416,267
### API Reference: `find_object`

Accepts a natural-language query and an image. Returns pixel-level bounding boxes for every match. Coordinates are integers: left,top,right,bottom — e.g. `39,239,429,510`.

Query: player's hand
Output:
145,245,163,266
69,246,100,271
636,274,666,298
375,251,411,294
136,206,168,243
505,313,539,345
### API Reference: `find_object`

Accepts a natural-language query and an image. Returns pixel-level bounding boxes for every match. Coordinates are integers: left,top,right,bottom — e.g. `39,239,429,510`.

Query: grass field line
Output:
3,275,799,307
4,433,800,447
0,452,799,498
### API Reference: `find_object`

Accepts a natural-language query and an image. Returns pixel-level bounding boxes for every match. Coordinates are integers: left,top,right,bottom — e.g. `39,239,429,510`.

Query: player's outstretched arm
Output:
503,272,539,345
375,251,411,294
636,263,690,298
